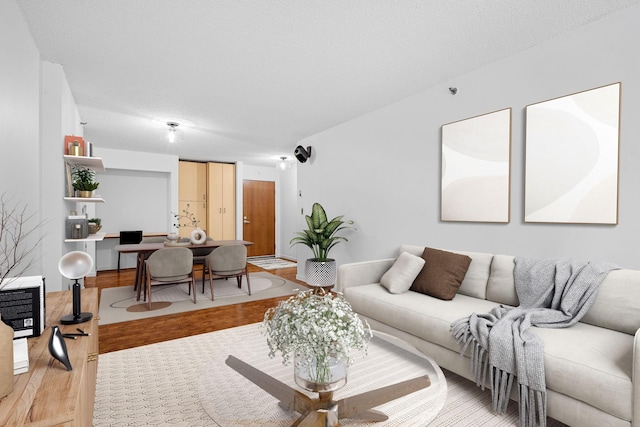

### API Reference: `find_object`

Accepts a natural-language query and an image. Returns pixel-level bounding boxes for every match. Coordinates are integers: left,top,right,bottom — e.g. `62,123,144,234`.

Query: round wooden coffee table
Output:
199,330,447,426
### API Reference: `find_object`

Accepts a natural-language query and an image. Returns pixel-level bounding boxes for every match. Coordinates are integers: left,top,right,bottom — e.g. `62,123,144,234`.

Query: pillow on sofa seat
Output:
380,252,426,294
410,247,471,300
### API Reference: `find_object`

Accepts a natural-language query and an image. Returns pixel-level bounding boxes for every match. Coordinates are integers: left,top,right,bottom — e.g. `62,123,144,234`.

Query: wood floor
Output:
86,263,305,354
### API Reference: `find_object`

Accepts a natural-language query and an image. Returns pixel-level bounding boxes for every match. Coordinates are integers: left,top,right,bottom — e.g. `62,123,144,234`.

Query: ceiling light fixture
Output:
167,121,180,143
277,156,290,170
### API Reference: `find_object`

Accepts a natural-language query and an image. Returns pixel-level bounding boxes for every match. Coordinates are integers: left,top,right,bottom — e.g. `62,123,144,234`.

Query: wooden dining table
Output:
115,239,253,294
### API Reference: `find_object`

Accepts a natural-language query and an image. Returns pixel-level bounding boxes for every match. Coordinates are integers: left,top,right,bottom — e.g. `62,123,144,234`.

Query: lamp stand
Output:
60,279,93,324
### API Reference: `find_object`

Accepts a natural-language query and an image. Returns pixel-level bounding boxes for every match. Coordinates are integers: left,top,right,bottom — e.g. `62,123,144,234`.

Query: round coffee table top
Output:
199,329,447,426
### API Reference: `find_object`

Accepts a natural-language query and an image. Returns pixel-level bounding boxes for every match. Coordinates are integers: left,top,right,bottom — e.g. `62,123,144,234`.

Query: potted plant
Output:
71,165,99,197
0,193,44,398
87,218,101,235
290,202,354,287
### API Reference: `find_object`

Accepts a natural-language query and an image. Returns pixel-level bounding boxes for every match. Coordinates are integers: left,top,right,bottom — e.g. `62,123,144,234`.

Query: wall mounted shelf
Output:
64,197,105,203
63,155,105,172
64,232,106,243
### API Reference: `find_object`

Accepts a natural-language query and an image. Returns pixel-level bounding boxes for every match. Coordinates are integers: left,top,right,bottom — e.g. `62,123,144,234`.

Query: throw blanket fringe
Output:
520,384,546,427
451,258,619,427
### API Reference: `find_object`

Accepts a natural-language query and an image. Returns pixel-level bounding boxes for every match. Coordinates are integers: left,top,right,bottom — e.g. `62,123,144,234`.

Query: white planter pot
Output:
305,258,337,288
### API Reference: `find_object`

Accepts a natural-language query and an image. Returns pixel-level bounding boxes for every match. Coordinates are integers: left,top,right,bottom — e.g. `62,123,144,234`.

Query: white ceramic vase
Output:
190,228,207,245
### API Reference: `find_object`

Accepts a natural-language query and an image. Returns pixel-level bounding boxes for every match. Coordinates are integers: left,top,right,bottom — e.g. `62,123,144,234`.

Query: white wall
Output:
1,2,71,291
93,147,178,270
42,62,85,290
296,6,640,273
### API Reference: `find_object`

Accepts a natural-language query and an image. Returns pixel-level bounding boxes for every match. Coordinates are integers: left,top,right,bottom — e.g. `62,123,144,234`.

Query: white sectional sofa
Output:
336,244,640,427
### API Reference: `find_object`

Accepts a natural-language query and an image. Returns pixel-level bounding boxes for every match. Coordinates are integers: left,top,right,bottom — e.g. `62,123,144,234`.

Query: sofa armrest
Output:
336,258,395,292
633,328,640,426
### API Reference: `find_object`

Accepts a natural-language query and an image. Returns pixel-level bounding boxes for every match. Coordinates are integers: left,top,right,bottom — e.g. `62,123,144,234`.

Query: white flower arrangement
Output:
263,289,372,384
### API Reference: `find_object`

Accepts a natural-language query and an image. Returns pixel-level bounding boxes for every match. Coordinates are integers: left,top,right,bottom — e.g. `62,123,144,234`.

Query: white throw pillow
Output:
380,252,426,294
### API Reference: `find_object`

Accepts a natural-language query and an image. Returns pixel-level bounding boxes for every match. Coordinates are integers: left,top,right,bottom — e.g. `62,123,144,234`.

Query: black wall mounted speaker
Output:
294,145,312,163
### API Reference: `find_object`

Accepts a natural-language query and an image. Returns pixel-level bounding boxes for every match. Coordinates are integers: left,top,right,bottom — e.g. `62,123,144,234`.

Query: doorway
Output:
242,180,275,257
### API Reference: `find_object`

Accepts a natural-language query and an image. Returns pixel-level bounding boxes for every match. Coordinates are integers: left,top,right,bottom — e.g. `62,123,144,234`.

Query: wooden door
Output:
243,180,275,257
221,163,236,239
207,162,236,240
207,162,223,239
178,161,207,237
178,161,206,202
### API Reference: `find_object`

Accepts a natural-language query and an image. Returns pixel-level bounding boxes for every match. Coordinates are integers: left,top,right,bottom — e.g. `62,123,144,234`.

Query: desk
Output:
115,240,253,293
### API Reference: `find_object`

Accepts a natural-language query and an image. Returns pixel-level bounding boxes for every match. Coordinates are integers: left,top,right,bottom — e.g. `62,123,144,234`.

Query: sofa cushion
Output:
380,252,425,294
581,269,640,335
344,283,500,353
410,247,471,300
486,254,519,306
399,245,492,299
535,323,632,421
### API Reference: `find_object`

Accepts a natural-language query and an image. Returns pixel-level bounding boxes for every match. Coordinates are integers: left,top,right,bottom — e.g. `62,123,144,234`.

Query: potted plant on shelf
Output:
87,218,101,235
71,165,99,198
290,202,354,287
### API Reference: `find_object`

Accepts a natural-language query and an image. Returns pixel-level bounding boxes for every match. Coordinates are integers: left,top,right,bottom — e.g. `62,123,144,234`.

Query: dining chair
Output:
203,244,251,301
142,247,196,310
192,237,215,281
117,230,143,271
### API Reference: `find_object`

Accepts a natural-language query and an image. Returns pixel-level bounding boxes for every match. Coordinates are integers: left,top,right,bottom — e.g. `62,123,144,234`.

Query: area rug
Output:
248,256,297,270
93,324,569,427
98,272,301,325
94,323,446,426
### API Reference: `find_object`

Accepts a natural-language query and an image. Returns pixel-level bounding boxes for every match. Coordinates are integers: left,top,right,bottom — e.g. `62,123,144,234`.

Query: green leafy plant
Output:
71,166,99,191
88,218,101,227
290,202,354,261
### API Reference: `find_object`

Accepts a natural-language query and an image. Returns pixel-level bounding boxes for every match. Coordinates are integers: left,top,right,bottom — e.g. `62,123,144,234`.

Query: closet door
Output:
221,163,236,239
178,161,207,237
207,162,235,240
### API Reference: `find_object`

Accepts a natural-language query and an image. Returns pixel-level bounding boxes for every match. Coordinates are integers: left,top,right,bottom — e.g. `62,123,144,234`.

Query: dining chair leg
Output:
191,275,196,304
208,268,214,301
146,275,152,310
245,266,251,295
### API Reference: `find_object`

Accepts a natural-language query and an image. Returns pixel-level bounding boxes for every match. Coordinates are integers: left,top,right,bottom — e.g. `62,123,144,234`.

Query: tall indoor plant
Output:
290,202,354,287
0,193,44,398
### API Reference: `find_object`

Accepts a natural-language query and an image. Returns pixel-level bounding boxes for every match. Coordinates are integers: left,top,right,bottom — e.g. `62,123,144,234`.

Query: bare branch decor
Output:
0,193,45,289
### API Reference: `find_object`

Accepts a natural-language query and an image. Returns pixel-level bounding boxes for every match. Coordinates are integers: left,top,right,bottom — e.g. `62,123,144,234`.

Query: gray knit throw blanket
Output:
451,257,618,427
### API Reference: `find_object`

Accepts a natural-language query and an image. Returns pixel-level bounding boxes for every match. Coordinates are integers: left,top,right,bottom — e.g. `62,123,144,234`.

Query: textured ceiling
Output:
16,0,639,166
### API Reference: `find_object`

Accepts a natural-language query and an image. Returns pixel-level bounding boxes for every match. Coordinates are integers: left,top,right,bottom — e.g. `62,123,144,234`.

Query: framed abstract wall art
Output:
441,108,512,223
524,83,621,224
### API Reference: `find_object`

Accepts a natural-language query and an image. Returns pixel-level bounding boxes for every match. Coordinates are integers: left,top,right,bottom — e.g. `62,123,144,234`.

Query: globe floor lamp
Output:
58,251,94,324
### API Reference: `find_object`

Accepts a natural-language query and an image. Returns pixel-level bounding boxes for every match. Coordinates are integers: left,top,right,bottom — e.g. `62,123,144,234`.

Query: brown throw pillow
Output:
410,247,472,300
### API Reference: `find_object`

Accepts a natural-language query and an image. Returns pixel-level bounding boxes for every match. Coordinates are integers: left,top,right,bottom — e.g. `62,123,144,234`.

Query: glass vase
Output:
294,352,347,392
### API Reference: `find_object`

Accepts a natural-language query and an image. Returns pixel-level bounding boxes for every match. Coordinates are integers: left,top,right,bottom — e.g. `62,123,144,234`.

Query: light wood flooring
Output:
85,264,305,354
